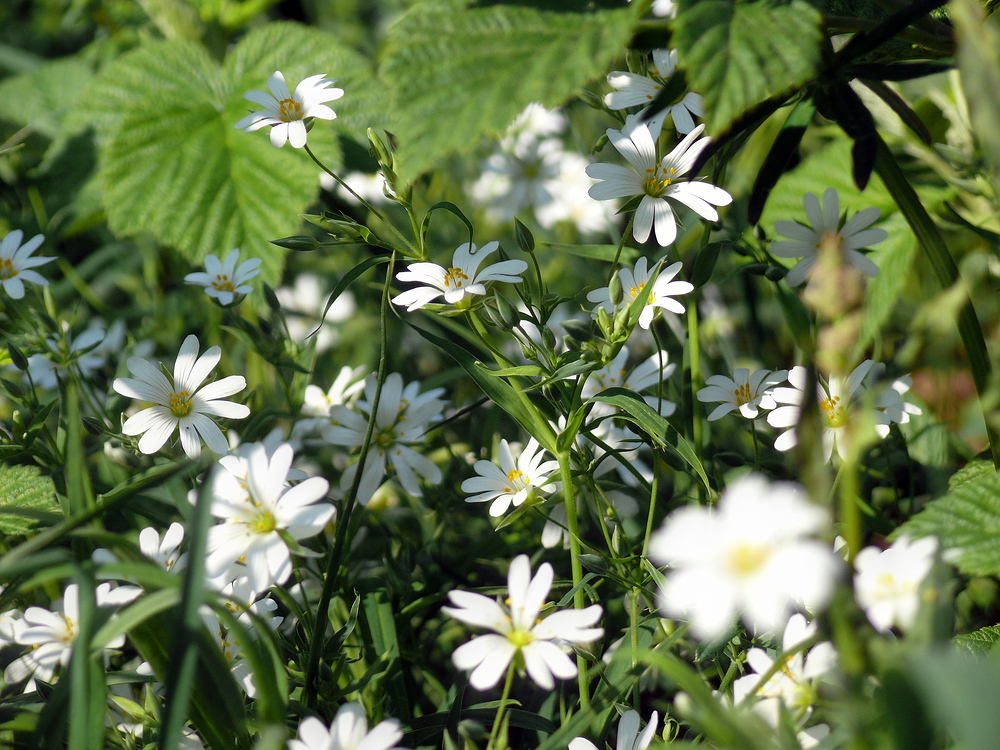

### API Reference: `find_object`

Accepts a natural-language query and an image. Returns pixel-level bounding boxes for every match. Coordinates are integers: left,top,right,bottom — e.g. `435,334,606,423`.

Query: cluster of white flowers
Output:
468,104,616,235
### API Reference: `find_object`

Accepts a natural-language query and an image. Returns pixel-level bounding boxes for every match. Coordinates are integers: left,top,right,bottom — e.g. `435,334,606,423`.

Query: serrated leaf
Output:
76,22,380,285
673,0,824,136
950,459,996,490
896,472,1000,576
955,625,1000,657
0,464,60,537
383,4,637,184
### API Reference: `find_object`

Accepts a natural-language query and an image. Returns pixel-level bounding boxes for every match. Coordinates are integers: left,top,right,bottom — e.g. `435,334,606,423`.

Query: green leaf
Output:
950,459,996,490
383,4,637,184
0,464,60,537
896,472,1000,576
953,0,1000,195
77,22,380,285
673,0,824,136
955,625,1000,657
0,58,93,138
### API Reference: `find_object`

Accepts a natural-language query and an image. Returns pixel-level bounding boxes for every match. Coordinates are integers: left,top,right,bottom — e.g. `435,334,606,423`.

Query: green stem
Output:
303,252,397,706
751,419,761,473
605,215,636,284
874,139,1000,469
486,661,517,750
557,448,589,707
641,449,661,560
686,299,703,457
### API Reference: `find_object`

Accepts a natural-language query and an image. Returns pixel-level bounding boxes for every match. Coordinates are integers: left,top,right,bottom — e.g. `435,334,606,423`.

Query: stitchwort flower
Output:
462,438,560,517
289,703,404,750
113,334,250,458
392,241,527,312
235,71,343,149
443,554,603,690
569,710,660,750
0,229,54,299
588,257,693,330
696,368,788,421
184,249,262,306
772,188,886,286
854,535,937,633
587,117,731,247
605,49,703,136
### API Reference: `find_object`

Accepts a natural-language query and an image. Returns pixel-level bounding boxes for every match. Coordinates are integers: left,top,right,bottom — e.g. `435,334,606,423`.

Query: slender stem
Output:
303,252,397,706
557,448,589,706
304,145,419,256
751,419,760,472
686,299,703,455
641,449,661,560
605,215,637,284
629,588,642,708
486,661,517,750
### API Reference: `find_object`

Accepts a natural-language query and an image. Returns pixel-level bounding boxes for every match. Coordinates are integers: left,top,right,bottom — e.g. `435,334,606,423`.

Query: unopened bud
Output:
270,235,319,252
262,284,281,312
596,306,613,337
562,319,596,343
765,266,787,282
514,218,535,254
494,294,520,330
608,273,624,306
7,344,28,371
367,128,396,179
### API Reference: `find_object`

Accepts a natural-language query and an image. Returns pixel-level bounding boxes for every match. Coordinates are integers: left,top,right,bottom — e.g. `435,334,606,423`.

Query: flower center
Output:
815,230,844,252
820,395,848,428
643,166,675,197
169,390,194,418
0,258,15,280
507,468,524,486
212,275,235,292
253,510,277,534
444,267,469,289
278,97,303,122
629,282,645,299
508,628,534,648
374,426,397,449
734,382,752,406
726,541,770,578
62,616,76,643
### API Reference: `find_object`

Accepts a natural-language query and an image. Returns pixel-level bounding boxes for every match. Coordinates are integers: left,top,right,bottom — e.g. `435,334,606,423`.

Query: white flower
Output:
649,474,840,639
772,188,885,286
587,118,731,246
533,150,617,234
184,249,262,306
732,613,837,726
502,103,567,150
289,704,404,750
321,171,393,205
767,362,918,462
113,335,250,458
588,258,693,330
276,273,355,352
443,554,603,690
295,365,367,438
569,710,659,750
696,368,788,421
234,71,343,149
392,241,527,312
583,347,677,417
206,442,333,592
139,522,186,571
469,139,565,223
0,229,54,299
854,535,937,632
462,438,560,517
26,319,125,391
605,49,703,136
325,373,445,503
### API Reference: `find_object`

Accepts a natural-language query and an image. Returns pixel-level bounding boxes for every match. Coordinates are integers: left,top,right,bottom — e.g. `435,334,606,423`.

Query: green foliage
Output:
954,624,1000,656
0,464,60,538
76,22,380,285
382,3,637,185
897,472,1000,577
953,0,1000,195
0,58,93,138
673,0,824,136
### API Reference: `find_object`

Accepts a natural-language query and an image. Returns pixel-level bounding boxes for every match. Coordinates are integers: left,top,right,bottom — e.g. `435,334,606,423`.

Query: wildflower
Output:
696,368,788,421
113,335,250,458
732,613,837,726
588,258,693,330
289,703,404,750
27,320,125,391
139,522,186,571
583,347,677,417
469,138,565,223
462,438,559,517
321,171,393,205
206,442,333,592
234,71,343,148
443,554,603,690
276,273,355,352
587,117,731,246
605,49,703,136
772,188,885,286
392,241,527,312
854,535,937,632
325,373,445,503
569,710,660,750
184,249,262,306
649,474,840,639
767,362,918,462
0,229,54,299
295,365,367,439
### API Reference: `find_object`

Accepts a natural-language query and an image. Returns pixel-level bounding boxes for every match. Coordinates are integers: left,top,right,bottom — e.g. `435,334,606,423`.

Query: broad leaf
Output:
77,22,381,285
673,0,824,136
896,472,1000,576
383,3,637,185
955,625,1000,657
0,58,93,138
0,464,60,537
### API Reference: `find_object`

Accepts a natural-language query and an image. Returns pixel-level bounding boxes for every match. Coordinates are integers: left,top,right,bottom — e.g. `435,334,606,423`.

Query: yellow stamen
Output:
820,395,847,428
0,258,15,280
169,390,193,418
278,97,303,122
507,468,524,484
443,267,470,289
734,382,752,406
212,274,235,292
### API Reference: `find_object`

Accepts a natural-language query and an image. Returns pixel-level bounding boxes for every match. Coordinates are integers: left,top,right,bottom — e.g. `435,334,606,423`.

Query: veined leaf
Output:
955,625,1000,657
896,472,1000,577
77,23,380,285
0,58,93,138
383,3,637,185
0,464,60,538
673,0,824,136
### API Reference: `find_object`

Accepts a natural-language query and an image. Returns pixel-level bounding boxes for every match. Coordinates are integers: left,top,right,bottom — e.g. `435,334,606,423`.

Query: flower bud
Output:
608,272,624,306
270,235,319,252
562,319,596,343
